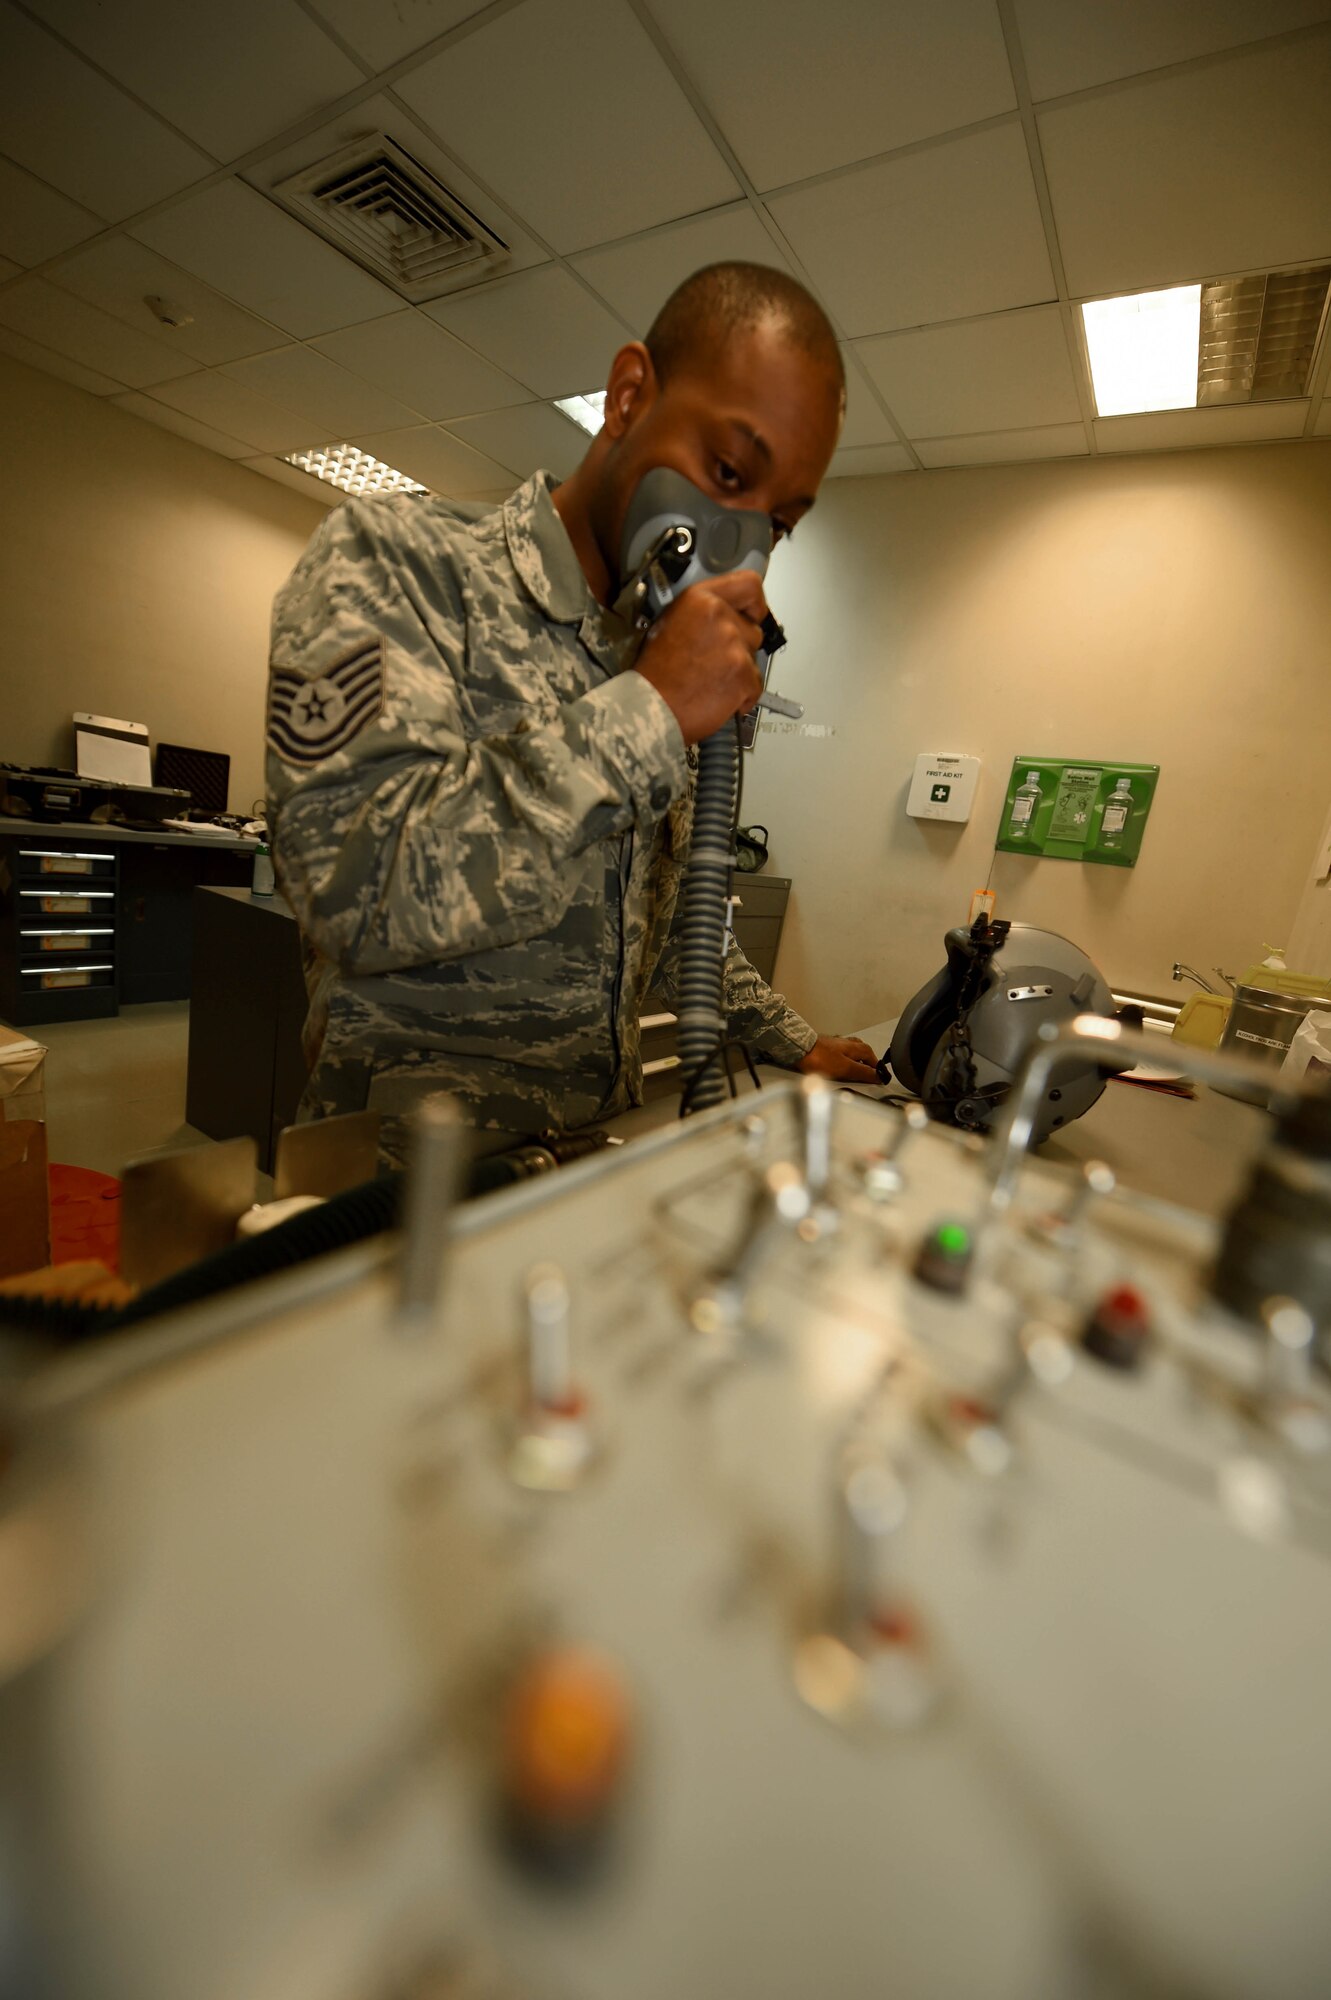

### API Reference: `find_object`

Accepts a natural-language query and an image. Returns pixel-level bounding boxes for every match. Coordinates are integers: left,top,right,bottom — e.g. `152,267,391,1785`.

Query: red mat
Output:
49,1163,121,1271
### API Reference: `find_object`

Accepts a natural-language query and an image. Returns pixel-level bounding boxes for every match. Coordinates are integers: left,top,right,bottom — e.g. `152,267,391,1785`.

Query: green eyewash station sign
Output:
996,758,1160,868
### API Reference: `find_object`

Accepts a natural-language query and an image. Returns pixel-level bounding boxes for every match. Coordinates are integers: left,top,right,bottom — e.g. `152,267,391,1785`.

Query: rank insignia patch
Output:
267,640,384,767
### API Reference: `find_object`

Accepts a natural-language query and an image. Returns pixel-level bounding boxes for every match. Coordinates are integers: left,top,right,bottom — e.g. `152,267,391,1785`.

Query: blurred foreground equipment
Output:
4,1024,1331,2000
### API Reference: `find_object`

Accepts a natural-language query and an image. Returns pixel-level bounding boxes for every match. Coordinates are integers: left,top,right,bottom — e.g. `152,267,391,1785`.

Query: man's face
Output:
597,318,843,588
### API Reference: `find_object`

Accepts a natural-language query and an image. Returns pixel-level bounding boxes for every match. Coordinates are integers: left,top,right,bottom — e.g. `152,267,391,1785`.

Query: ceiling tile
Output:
856,306,1082,437
839,355,898,448
51,235,285,366
313,311,528,420
826,442,916,477
224,346,420,439
1014,0,1331,101
572,205,793,334
915,423,1087,466
0,4,212,218
349,424,515,495
134,180,399,338
444,402,586,481
0,323,124,394
425,265,627,398
240,454,336,505
303,0,489,69
0,277,201,388
245,93,548,287
395,0,738,254
0,155,101,267
27,0,364,160
653,0,1016,189
767,123,1055,336
0,258,19,283
149,369,327,453
1093,402,1311,453
1040,33,1331,298
113,390,252,457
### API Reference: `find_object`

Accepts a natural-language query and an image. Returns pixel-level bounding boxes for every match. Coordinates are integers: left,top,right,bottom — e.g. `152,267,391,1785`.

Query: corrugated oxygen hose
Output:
676,723,739,1114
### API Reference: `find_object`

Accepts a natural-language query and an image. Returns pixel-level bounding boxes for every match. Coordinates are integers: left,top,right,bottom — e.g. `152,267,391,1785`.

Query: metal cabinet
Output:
0,836,120,1024
0,827,254,1026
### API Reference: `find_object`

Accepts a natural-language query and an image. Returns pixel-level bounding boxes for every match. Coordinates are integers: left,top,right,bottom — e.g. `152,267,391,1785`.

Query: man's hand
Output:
797,1034,880,1083
634,570,768,746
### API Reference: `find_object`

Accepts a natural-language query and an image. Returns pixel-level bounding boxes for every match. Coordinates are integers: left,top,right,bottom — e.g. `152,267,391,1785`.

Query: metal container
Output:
1215,976,1327,1104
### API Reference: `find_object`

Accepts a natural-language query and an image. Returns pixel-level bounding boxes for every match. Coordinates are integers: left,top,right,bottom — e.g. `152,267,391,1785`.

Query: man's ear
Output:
602,342,655,438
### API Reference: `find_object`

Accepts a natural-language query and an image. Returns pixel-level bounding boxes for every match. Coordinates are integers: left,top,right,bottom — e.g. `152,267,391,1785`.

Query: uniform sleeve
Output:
266,498,688,977
651,918,817,1066
719,935,818,1063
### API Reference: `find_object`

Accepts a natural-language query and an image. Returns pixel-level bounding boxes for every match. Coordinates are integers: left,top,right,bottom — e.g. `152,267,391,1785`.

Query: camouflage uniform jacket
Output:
266,471,816,1158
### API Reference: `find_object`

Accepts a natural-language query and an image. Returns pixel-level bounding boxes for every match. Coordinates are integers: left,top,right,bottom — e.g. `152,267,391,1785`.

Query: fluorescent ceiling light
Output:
554,390,606,435
281,442,428,497
1082,284,1201,418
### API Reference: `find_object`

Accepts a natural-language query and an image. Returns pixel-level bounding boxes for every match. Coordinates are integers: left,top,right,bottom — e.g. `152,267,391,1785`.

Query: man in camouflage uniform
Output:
267,262,879,1164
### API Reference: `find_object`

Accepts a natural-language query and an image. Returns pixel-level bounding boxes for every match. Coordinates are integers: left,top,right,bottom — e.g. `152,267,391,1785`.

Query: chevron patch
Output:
267,639,384,767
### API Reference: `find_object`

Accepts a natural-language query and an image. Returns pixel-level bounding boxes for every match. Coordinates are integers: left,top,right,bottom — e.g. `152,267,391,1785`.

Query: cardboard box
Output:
0,1024,49,1279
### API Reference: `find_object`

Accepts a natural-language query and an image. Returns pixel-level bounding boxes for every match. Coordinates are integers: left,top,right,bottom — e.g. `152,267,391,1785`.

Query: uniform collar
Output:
504,471,596,625
504,470,639,672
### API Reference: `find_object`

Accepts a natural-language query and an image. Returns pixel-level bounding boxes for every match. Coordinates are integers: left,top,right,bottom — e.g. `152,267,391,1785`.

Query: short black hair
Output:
645,261,845,401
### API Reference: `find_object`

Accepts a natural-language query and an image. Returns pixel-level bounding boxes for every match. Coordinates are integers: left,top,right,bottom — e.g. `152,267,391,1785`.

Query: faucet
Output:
1172,962,1217,994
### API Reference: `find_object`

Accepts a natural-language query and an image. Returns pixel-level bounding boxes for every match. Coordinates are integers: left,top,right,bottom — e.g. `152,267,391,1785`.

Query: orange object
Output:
503,1647,631,1826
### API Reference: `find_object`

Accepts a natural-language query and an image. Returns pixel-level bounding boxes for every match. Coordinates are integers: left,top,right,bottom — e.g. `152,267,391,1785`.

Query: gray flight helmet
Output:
891,923,1121,1143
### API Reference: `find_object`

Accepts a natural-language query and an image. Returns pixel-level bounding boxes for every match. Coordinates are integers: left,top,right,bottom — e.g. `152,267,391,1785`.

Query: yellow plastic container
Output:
1172,992,1231,1050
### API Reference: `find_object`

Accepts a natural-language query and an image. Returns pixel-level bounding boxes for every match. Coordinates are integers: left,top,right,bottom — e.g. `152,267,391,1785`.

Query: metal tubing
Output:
397,1093,469,1328
988,1014,1290,1219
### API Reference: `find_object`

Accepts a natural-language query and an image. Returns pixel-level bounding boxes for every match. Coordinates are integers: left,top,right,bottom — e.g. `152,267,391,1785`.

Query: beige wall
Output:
746,439,1331,1031
4,349,1329,1026
0,354,328,814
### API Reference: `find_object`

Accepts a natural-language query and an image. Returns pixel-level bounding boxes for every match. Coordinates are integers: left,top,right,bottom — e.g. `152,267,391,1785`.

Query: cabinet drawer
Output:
731,875,790,919
19,925,116,958
732,913,782,983
17,886,116,916
17,845,117,884
20,959,115,993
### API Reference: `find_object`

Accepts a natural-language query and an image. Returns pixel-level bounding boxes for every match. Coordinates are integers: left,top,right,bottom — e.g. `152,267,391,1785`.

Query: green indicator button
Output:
935,1222,971,1257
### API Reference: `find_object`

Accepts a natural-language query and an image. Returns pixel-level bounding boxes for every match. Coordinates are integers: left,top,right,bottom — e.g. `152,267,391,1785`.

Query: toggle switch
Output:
861,1102,928,1202
397,1093,469,1331
689,1159,815,1338
1030,1158,1116,1248
1259,1295,1330,1454
835,1445,909,1643
799,1074,835,1211
509,1264,596,1490
794,1441,938,1733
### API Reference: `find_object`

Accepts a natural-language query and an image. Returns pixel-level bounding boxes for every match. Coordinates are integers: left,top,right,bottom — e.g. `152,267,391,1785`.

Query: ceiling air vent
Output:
275,135,508,302
1198,264,1330,406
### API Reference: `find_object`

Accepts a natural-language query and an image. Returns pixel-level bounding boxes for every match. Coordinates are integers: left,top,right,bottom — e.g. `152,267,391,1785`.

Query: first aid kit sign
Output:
906,753,979,823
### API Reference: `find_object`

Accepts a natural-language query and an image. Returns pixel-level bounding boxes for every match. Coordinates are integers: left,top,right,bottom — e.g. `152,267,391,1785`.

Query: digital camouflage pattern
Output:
267,471,817,1163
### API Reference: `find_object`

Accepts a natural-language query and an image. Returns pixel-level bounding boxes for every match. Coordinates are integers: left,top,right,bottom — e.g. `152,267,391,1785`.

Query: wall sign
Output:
906,752,980,823
995,757,1159,867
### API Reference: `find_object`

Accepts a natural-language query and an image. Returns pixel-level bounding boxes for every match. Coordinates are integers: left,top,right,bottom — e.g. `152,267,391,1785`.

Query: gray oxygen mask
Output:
616,467,773,631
